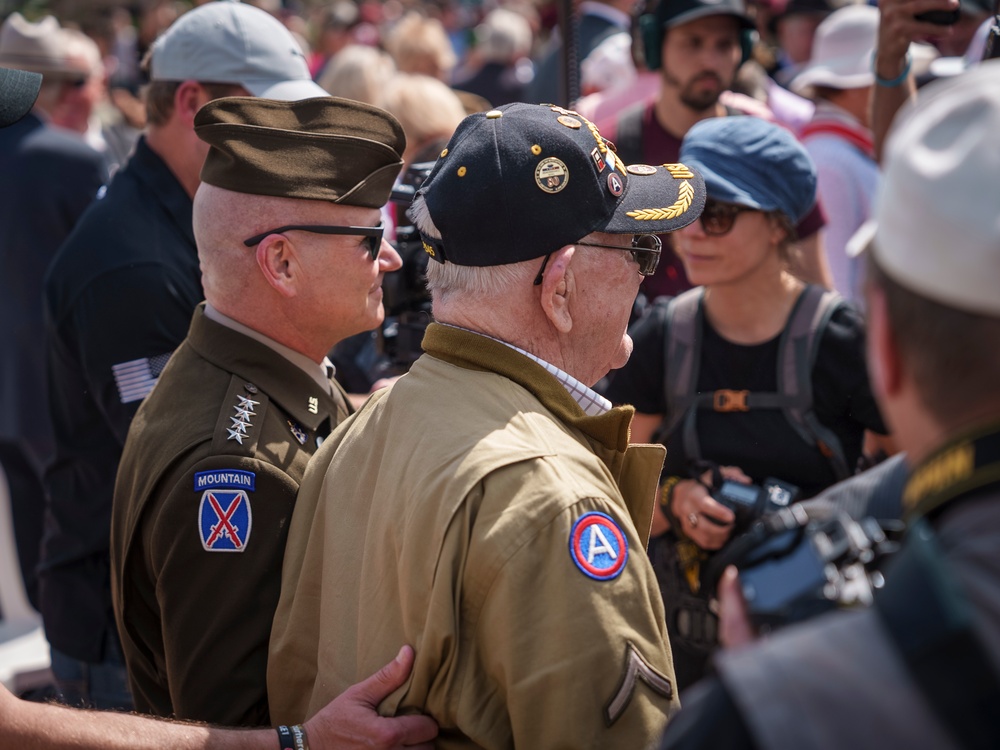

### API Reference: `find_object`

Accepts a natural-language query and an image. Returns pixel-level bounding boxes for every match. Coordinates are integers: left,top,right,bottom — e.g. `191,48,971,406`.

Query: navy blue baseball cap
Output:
679,116,817,223
414,102,707,267
656,0,755,31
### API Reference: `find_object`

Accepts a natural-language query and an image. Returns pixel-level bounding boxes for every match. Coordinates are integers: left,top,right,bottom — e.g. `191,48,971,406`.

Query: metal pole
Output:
558,0,580,106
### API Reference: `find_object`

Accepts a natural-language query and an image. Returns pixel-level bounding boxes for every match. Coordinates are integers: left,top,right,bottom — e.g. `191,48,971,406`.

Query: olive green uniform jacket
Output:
268,324,678,748
111,305,350,726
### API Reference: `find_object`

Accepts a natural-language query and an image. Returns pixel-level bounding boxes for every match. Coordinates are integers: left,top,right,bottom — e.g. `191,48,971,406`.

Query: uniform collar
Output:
187,303,340,430
422,323,633,452
204,303,333,396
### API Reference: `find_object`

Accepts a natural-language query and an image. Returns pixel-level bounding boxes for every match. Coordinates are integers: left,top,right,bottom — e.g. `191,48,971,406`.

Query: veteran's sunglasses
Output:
574,233,663,276
533,233,662,285
243,224,384,260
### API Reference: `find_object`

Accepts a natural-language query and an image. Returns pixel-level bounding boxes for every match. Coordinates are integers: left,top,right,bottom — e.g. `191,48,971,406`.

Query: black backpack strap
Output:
662,285,850,480
776,284,852,480
613,102,646,167
875,519,1000,750
659,289,704,452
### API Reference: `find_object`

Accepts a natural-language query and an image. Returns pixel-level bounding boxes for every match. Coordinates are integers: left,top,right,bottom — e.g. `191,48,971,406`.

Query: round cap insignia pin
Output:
535,157,569,194
557,115,582,129
607,172,624,196
627,164,658,176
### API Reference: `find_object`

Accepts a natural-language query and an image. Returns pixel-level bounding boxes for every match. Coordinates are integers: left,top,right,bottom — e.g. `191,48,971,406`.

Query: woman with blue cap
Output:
605,116,887,690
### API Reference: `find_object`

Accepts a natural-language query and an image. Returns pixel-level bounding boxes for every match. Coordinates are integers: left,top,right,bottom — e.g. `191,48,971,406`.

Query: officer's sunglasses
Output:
242,223,384,260
699,200,758,236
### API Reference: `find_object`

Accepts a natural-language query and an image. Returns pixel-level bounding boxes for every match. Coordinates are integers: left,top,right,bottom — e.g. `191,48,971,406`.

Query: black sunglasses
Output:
533,234,662,285
699,200,757,236
575,233,662,276
242,224,384,259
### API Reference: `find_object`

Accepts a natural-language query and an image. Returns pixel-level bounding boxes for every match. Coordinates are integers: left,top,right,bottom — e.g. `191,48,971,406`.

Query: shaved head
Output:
193,184,333,307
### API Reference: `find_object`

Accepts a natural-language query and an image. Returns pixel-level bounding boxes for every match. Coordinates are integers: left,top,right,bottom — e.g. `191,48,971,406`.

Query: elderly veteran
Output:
110,96,418,731
268,102,706,747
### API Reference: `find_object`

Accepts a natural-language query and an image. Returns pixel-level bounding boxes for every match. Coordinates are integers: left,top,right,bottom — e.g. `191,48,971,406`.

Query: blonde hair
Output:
317,44,396,107
382,73,465,157
384,13,457,80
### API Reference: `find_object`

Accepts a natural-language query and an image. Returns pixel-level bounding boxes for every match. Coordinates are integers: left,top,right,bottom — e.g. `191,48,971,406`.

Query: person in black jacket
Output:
0,14,108,612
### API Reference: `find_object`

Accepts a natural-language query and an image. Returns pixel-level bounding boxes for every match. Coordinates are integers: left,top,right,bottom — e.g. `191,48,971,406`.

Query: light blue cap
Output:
679,116,817,224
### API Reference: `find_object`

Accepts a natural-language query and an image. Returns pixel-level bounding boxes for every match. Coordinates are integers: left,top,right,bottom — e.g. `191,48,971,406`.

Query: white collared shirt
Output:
442,324,611,417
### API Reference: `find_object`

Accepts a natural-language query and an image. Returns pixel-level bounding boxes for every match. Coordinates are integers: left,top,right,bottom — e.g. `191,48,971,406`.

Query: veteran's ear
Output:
538,245,576,334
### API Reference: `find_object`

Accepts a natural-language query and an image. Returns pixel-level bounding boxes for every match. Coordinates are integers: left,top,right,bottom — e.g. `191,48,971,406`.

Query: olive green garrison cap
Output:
195,96,406,209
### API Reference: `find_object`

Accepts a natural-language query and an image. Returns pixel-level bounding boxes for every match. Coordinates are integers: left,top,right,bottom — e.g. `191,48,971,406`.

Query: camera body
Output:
709,477,800,532
914,8,960,24
705,506,901,633
378,161,436,375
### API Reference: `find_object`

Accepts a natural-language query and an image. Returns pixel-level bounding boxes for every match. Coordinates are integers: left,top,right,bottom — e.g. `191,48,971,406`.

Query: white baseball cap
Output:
790,5,879,94
849,60,1000,317
149,0,326,100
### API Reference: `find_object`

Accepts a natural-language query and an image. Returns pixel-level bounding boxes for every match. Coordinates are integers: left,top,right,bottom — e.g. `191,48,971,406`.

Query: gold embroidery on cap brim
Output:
663,163,695,179
626,180,694,220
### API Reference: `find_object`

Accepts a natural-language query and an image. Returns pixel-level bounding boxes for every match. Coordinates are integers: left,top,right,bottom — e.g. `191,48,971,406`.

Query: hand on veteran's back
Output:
305,645,438,750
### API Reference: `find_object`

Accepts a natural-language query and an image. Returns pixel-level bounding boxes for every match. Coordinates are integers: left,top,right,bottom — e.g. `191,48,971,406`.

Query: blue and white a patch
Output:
569,512,628,581
193,469,256,492
199,490,252,552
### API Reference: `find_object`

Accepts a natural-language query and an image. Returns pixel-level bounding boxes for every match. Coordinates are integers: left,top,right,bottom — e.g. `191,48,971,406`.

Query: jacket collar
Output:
421,323,635,453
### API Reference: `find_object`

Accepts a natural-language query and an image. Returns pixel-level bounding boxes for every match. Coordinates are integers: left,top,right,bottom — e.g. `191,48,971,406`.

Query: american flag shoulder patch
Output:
111,352,173,404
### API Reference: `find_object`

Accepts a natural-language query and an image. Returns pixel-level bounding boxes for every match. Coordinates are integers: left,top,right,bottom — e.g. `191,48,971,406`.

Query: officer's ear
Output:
538,245,575,334
255,234,301,298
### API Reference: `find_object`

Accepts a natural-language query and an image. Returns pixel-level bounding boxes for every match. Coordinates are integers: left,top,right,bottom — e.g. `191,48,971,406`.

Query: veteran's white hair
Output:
411,192,536,302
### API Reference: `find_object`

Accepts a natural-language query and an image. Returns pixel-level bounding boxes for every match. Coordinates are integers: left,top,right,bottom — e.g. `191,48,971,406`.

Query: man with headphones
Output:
610,0,830,300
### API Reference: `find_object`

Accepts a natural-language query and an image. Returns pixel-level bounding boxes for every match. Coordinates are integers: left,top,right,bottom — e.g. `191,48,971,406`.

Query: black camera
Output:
706,477,800,533
377,161,436,375
704,505,901,633
915,8,960,24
